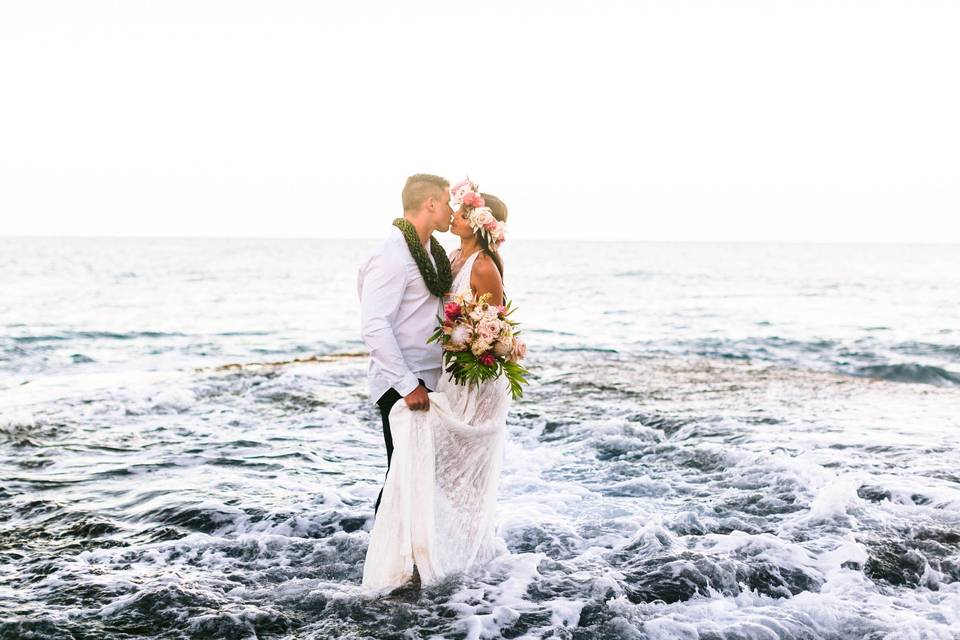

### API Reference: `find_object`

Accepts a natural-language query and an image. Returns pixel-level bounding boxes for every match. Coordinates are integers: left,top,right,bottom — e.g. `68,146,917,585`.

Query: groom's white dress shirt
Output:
357,226,443,403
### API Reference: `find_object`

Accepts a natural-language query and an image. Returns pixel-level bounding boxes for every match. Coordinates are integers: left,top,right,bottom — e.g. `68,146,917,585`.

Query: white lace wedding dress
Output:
361,250,511,593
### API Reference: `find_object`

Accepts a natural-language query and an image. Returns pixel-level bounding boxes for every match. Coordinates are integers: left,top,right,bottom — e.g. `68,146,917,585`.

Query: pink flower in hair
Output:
463,192,485,208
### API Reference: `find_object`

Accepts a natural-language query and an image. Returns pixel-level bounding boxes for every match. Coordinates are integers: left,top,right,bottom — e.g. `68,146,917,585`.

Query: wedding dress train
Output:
361,250,511,592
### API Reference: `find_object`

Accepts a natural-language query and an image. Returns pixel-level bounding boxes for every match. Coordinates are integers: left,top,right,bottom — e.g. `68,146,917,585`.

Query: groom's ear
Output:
427,188,448,211
429,189,445,210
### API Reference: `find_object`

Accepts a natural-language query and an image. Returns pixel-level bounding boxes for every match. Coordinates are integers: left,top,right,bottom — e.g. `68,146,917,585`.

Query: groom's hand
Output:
404,385,430,411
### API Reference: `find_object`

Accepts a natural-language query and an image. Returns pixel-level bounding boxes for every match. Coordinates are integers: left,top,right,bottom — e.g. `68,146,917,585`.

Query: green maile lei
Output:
392,218,453,298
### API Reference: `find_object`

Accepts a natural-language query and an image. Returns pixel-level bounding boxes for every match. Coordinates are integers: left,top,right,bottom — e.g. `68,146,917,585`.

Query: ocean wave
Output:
891,340,960,360
853,363,960,386
11,330,189,343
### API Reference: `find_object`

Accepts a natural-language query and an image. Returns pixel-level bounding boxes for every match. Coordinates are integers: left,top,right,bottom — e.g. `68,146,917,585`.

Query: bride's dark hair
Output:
478,193,507,279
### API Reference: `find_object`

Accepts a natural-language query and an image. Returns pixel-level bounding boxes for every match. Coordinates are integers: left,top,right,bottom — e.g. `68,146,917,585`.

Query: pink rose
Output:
497,305,507,316
484,221,497,231
479,352,496,367
509,338,527,362
477,318,500,342
463,192,485,208
444,302,461,321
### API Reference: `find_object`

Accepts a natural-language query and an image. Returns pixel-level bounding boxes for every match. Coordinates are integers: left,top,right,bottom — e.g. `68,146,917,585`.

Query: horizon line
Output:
1,234,958,246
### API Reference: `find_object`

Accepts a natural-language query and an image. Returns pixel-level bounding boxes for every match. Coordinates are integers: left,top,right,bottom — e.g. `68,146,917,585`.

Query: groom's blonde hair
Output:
402,174,449,211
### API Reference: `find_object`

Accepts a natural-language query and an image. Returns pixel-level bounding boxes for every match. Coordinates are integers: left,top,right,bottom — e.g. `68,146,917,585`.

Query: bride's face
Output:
450,207,473,239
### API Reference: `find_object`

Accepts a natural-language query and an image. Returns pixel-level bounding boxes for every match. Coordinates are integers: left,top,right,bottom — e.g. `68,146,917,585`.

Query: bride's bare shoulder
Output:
471,253,503,287
473,251,498,269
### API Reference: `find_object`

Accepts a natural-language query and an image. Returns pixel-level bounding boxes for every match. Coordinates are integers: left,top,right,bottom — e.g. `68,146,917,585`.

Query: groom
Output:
357,174,454,514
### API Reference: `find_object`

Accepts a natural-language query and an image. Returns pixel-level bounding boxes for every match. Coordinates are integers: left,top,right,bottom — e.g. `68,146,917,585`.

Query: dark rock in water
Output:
0,618,77,640
562,598,652,640
914,527,960,547
188,607,292,639
574,600,614,629
735,562,822,598
100,584,226,634
619,551,822,603
509,522,581,560
859,483,943,507
256,390,329,411
627,412,692,437
622,554,718,604
666,511,767,537
863,540,930,587
339,516,367,533
61,516,121,539
140,503,238,534
499,610,554,639
861,529,960,588
857,484,893,503
675,448,733,473
716,490,804,517
541,419,572,439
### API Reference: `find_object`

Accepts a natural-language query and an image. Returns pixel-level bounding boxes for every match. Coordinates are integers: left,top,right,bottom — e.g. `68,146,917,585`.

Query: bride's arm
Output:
470,254,504,307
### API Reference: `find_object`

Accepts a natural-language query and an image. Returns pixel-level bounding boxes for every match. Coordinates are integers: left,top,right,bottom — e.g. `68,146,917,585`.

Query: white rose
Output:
471,339,492,357
493,339,513,357
474,209,495,227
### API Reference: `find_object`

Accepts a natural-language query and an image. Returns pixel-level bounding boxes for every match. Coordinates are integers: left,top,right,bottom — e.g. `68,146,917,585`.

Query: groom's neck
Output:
403,212,432,246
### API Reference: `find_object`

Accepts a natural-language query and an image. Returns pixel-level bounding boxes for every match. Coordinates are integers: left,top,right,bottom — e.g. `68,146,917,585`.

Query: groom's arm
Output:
359,253,421,399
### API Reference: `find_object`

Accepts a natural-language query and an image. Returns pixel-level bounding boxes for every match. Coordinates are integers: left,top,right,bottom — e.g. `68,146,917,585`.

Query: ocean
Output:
1,237,959,639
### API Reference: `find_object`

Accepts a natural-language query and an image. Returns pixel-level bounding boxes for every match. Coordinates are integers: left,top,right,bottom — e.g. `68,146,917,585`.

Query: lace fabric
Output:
361,250,511,593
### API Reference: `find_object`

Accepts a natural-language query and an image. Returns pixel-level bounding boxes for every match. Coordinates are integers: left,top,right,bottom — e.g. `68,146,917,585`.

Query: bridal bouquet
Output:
427,292,529,399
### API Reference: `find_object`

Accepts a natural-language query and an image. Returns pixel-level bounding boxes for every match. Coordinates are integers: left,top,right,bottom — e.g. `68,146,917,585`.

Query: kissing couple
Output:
356,173,524,594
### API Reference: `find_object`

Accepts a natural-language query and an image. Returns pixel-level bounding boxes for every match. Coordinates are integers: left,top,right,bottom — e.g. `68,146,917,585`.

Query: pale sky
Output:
1,1,958,242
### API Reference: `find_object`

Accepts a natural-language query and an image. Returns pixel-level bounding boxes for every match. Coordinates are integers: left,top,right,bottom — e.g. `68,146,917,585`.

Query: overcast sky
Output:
1,1,957,242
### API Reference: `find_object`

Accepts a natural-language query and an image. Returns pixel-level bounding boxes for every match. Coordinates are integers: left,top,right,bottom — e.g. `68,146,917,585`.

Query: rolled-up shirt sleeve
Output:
358,253,420,398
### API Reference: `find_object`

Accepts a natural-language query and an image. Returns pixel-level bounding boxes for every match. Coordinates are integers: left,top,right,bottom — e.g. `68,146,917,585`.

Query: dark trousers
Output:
374,378,431,514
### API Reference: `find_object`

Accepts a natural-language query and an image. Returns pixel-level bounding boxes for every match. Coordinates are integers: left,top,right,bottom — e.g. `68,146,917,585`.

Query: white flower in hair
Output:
449,177,479,210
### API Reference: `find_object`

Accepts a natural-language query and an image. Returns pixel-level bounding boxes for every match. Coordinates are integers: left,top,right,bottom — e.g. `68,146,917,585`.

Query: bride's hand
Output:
404,385,430,411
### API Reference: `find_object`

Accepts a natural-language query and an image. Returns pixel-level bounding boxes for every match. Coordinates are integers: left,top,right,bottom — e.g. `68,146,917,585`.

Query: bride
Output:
361,191,513,593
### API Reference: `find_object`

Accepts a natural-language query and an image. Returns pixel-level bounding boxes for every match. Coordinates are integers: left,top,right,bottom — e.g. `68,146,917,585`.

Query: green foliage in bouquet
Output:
427,295,530,400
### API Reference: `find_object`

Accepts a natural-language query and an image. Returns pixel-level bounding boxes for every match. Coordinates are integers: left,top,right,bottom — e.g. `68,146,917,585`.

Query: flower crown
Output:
449,177,506,250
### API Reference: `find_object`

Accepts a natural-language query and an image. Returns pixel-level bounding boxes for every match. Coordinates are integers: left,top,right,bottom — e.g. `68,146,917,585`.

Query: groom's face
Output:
429,187,453,233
